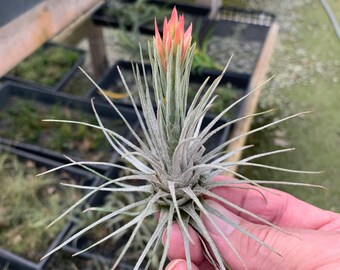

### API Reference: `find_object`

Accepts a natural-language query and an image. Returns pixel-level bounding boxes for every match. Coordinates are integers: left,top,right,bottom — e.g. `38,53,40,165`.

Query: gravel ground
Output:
233,0,340,211
240,0,340,114
208,36,263,74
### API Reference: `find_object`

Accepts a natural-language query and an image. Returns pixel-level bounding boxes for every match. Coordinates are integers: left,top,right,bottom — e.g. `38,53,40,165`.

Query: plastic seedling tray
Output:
87,60,152,107
55,167,131,269
0,82,139,173
0,144,98,178
46,247,128,270
0,145,97,270
193,17,271,81
217,6,276,27
2,42,85,92
61,165,159,270
91,1,210,35
88,60,248,121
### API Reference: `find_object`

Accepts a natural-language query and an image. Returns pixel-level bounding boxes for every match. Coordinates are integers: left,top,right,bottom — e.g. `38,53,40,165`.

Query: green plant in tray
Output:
0,154,82,262
106,0,168,32
191,20,224,74
0,97,124,161
9,45,80,87
46,251,110,270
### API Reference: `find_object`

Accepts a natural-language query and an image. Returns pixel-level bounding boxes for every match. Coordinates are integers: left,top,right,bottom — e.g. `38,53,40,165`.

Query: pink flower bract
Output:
154,7,192,71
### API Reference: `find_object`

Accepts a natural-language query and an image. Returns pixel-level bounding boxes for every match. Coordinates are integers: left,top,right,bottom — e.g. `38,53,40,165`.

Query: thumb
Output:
201,200,311,270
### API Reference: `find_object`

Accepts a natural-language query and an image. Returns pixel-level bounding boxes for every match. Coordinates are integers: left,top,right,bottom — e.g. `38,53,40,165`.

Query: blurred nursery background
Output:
0,0,339,269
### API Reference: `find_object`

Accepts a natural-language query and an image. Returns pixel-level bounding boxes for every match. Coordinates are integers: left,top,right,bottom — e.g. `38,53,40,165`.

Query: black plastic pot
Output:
60,69,96,97
0,82,139,173
91,1,210,35
0,145,97,270
59,231,136,269
2,42,86,91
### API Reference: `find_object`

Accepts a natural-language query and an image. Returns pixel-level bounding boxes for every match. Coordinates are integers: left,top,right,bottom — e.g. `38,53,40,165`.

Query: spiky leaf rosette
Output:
40,7,322,270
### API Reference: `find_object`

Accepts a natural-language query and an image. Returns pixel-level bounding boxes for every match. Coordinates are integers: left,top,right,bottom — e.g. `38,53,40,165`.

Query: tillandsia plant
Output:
40,7,322,270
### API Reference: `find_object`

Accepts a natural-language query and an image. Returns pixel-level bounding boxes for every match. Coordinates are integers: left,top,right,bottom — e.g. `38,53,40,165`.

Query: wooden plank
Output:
0,0,102,77
223,22,279,175
52,2,103,45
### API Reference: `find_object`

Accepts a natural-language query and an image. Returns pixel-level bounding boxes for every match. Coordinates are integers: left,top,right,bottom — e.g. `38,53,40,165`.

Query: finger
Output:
165,259,200,270
208,176,339,230
201,200,340,269
164,223,205,265
165,259,215,270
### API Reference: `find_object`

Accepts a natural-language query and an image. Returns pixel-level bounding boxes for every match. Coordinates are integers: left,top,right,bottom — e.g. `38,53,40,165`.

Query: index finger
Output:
207,176,339,230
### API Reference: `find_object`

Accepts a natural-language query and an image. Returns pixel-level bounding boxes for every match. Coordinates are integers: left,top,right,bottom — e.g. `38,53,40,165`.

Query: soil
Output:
208,35,263,75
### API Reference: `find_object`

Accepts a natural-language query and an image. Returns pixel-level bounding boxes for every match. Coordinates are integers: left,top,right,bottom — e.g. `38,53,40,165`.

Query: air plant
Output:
40,7,321,270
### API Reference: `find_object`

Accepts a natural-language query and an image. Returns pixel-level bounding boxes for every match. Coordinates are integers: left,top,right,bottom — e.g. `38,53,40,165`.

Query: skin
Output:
164,176,340,270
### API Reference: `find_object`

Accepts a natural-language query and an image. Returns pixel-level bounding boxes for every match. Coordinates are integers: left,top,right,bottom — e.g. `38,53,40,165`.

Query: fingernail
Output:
202,200,241,236
165,259,186,270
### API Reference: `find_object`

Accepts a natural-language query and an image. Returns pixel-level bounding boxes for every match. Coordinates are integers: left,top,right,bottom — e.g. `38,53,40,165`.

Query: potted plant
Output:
2,42,85,91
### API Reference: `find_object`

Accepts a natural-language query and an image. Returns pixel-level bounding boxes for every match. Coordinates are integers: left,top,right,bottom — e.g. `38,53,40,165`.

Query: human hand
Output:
164,176,340,270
